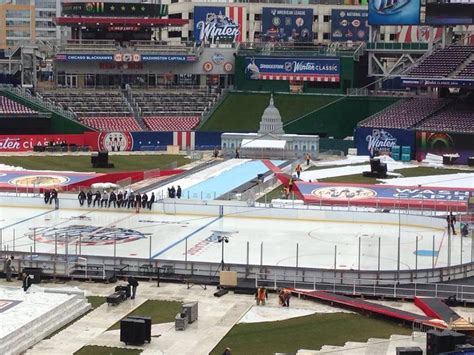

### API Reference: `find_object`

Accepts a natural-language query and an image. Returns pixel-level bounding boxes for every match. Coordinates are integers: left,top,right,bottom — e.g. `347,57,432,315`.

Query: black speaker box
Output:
127,316,151,343
427,330,454,355
107,291,125,306
443,330,467,348
120,318,146,345
115,285,131,299
22,267,42,284
98,151,109,164
396,347,423,355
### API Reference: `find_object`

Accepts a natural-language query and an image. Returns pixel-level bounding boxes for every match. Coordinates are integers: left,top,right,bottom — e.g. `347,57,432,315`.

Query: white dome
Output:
258,94,284,135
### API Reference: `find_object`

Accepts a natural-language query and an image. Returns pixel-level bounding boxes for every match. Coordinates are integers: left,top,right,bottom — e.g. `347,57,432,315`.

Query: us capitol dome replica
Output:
221,94,319,159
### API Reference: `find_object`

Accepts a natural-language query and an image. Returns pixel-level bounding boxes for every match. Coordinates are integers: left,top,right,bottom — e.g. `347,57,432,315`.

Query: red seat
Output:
0,96,37,114
143,116,200,131
81,117,141,131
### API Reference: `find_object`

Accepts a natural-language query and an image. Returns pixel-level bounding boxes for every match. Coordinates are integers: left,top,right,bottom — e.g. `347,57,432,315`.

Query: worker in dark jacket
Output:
78,190,86,206
147,192,155,210
22,272,32,292
126,276,139,299
141,193,148,209
93,190,101,207
86,190,93,207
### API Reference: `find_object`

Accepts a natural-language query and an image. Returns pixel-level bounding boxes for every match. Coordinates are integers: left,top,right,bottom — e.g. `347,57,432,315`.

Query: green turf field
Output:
318,166,471,184
0,155,190,173
200,92,337,132
74,346,140,355
108,300,181,331
210,312,411,355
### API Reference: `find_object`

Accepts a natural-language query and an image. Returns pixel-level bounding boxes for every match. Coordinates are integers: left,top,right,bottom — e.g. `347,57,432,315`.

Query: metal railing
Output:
255,273,474,302
237,42,358,57
3,86,77,121
366,43,429,51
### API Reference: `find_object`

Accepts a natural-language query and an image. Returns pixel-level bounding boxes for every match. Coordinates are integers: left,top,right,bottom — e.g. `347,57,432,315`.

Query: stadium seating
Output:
416,100,474,134
39,90,132,118
133,88,219,117
406,45,474,77
143,116,200,131
0,95,37,114
81,117,141,131
359,98,451,129
456,60,474,78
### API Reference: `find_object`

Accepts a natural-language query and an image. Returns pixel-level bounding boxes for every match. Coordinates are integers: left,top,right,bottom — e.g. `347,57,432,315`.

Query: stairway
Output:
121,87,147,131
296,331,426,354
1,293,91,355
452,53,474,77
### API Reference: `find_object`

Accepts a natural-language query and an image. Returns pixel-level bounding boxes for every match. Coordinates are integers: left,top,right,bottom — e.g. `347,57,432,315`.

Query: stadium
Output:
0,0,473,353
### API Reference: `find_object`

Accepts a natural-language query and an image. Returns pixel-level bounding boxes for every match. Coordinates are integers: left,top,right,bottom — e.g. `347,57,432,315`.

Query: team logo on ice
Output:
27,225,147,246
311,186,377,200
9,175,69,187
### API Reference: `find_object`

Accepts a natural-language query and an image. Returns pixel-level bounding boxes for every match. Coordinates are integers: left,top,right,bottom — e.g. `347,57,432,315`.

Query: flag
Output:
226,6,246,43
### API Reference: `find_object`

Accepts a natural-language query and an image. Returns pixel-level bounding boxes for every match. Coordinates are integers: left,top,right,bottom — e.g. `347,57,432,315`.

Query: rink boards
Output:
0,200,467,271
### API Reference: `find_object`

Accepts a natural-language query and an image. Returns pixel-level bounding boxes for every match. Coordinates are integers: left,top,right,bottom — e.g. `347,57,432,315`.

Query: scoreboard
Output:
426,0,474,24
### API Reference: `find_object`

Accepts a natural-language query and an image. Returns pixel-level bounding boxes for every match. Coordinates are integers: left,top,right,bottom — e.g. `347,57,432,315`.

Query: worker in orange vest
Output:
255,287,268,306
295,164,302,179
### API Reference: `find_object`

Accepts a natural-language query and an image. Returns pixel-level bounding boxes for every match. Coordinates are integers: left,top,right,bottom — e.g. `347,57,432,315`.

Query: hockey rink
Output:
0,206,469,271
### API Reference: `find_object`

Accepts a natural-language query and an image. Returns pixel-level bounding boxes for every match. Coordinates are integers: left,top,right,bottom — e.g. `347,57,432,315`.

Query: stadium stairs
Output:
1,292,91,355
452,53,474,77
296,332,426,354
121,88,147,130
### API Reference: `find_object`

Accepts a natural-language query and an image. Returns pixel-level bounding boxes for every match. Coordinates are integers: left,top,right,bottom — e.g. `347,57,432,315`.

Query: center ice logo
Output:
9,175,69,187
311,186,377,200
27,225,147,245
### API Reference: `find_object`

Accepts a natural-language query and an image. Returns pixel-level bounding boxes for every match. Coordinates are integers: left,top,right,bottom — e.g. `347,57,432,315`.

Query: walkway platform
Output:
293,289,448,329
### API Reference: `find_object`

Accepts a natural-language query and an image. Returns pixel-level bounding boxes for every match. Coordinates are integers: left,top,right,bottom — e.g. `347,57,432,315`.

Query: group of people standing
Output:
254,286,291,307
43,189,59,208
77,190,155,210
447,211,471,238
167,185,182,199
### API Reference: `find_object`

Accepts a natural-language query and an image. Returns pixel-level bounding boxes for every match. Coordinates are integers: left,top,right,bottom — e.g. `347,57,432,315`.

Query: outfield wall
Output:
0,131,222,152
285,96,399,138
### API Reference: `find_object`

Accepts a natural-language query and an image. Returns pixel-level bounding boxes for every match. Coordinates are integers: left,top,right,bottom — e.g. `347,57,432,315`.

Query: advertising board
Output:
331,9,368,42
354,127,415,157
416,131,474,165
368,0,421,25
194,6,246,43
261,8,313,42
244,56,340,82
